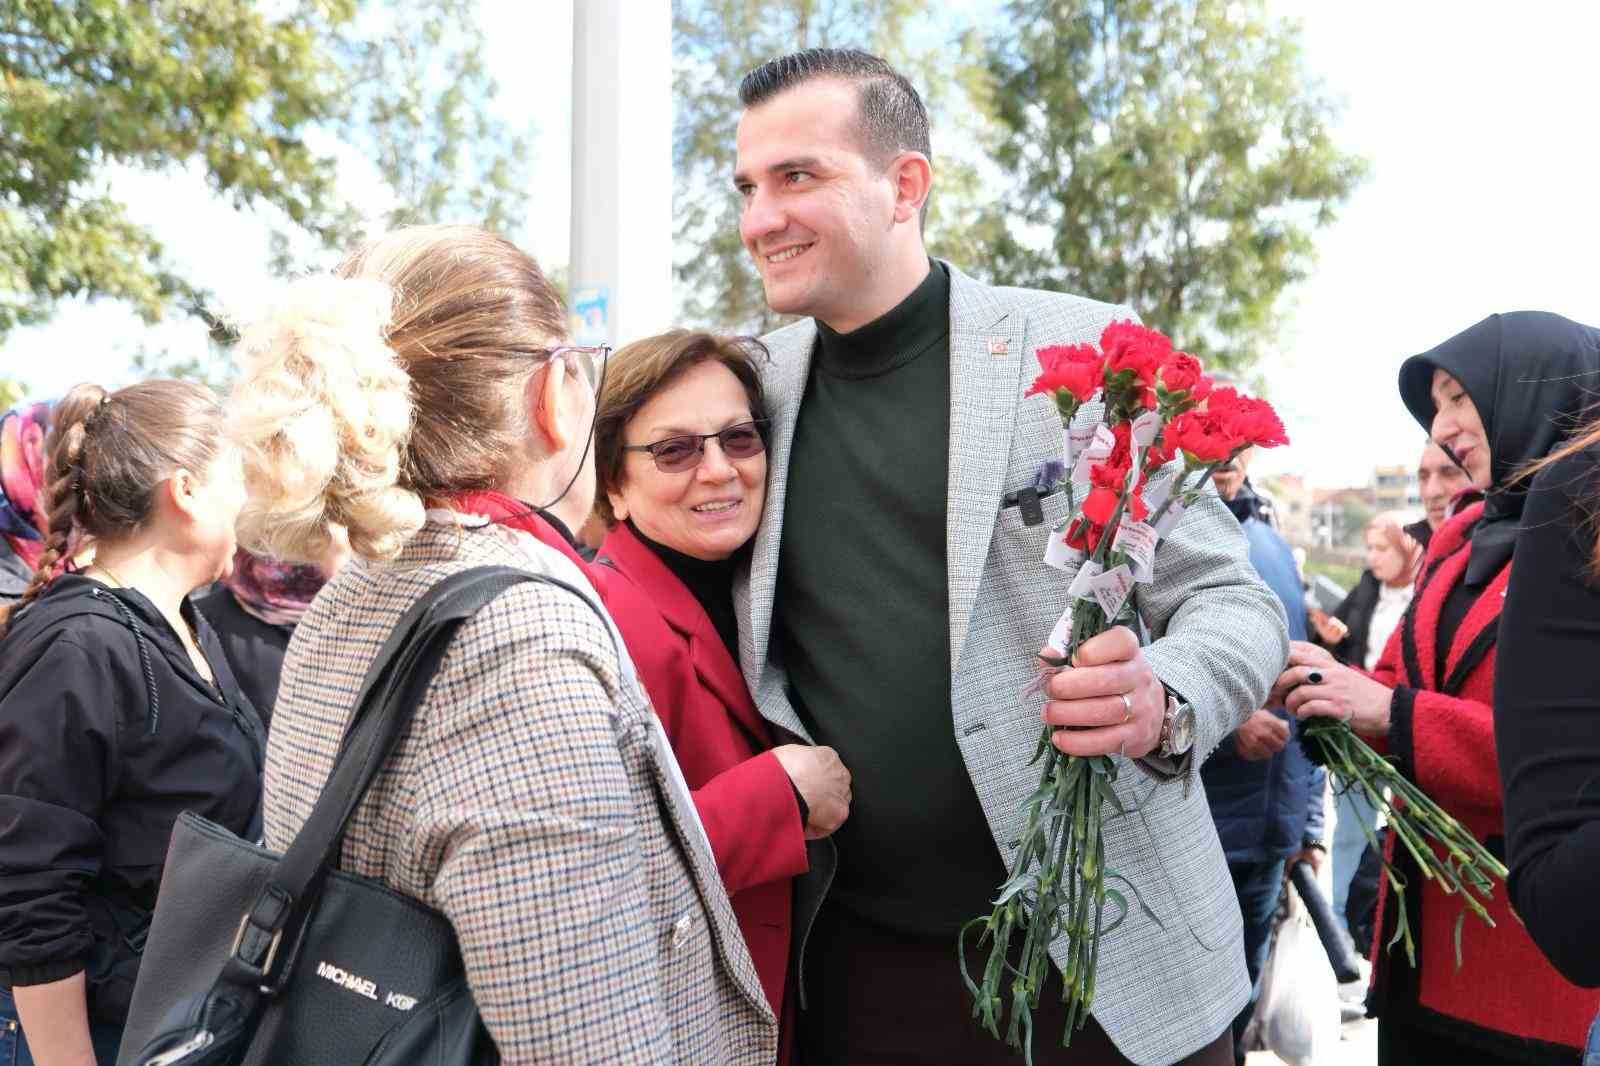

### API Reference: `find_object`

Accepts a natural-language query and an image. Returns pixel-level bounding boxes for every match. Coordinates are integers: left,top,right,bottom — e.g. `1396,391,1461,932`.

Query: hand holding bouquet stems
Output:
962,323,1289,1062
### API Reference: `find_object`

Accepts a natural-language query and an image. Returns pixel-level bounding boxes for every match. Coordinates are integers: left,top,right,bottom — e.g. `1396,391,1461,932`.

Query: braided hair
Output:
0,380,225,634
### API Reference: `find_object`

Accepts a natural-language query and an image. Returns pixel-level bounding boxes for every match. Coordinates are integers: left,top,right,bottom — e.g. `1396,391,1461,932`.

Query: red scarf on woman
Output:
445,490,593,576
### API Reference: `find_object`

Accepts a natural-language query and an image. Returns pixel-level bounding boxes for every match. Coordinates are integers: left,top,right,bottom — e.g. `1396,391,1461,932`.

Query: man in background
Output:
1409,438,1475,547
1202,446,1326,1065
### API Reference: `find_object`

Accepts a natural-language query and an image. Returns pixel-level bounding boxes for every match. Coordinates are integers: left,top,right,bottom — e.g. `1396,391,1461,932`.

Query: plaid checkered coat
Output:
263,514,777,1064
737,263,1290,1065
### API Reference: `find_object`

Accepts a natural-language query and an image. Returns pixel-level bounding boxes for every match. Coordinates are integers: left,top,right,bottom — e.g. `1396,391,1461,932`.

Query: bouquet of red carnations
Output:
959,323,1289,1063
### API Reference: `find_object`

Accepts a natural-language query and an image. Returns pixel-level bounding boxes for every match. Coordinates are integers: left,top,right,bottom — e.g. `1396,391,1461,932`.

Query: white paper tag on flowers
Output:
1131,410,1162,447
1142,473,1174,516
1046,603,1075,654
1063,423,1096,468
1068,560,1104,599
1113,519,1159,582
1071,424,1117,483
1043,525,1086,571
1153,494,1188,537
1090,563,1136,619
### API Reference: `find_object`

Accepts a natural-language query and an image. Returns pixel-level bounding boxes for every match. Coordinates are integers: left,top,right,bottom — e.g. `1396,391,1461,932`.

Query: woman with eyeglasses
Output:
229,230,777,1063
590,330,853,1066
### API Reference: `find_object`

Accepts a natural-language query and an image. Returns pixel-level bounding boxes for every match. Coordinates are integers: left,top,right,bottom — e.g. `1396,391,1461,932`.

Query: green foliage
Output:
334,0,530,239
0,377,24,411
2,0,355,337
1302,556,1361,596
129,343,234,394
977,0,1368,373
672,0,942,333
1,0,531,344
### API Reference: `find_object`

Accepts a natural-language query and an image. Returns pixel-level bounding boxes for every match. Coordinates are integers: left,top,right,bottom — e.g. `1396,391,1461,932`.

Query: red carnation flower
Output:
1100,321,1172,387
1207,387,1290,449
1157,352,1205,395
1143,437,1173,472
1081,485,1120,528
1064,516,1100,552
1083,454,1148,527
1164,408,1238,465
1025,343,1104,404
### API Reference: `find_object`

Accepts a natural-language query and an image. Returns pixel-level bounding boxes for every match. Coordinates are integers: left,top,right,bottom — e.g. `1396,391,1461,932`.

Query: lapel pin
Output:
988,337,1009,356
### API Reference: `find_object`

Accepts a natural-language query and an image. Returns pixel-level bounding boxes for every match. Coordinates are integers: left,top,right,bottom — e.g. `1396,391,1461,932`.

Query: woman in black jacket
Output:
1496,411,1600,991
0,382,262,1065
192,548,343,726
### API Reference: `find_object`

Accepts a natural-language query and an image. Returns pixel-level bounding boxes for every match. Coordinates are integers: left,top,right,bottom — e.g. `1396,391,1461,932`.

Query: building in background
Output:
1258,473,1314,547
1371,463,1419,512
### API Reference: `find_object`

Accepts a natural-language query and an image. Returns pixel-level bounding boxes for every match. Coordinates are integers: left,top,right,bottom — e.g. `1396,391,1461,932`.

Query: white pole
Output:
569,0,674,347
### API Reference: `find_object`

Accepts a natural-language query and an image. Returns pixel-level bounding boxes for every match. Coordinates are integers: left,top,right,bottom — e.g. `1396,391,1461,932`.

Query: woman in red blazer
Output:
588,331,852,1064
1274,313,1600,1065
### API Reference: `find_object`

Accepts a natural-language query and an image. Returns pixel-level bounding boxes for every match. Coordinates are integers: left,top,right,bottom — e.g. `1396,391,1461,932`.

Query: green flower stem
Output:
1302,718,1506,968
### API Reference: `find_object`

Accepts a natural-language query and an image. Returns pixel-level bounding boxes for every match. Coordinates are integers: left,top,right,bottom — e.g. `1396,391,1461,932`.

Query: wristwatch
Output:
1157,687,1196,759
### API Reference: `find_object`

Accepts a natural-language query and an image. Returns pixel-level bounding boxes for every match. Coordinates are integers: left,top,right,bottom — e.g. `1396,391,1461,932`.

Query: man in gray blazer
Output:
730,48,1290,1065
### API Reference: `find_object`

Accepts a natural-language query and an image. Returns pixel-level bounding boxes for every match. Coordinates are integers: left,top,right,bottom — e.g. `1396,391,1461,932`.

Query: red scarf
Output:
444,490,594,576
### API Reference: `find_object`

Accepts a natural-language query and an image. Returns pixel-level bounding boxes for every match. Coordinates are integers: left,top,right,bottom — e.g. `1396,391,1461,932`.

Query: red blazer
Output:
590,523,808,1029
1367,502,1597,1052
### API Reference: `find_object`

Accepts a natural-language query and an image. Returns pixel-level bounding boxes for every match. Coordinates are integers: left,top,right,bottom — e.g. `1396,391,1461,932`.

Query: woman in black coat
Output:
192,548,343,727
0,382,263,1065
1496,391,1600,990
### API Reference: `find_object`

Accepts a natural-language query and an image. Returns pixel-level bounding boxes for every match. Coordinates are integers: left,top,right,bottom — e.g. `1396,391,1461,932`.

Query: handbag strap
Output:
223,564,607,991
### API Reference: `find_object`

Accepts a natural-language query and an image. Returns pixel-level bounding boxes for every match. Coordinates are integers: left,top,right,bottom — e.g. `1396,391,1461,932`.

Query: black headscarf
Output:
1398,311,1600,587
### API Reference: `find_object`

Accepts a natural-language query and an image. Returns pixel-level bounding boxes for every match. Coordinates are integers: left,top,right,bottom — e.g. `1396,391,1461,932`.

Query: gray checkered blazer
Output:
735,263,1290,1065
263,516,776,1064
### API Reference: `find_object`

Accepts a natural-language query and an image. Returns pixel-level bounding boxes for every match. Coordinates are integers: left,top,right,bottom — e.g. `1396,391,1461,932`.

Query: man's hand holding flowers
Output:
1039,627,1165,759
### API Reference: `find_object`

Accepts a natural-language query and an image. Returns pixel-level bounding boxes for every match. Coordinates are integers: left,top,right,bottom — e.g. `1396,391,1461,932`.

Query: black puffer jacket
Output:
0,575,264,1022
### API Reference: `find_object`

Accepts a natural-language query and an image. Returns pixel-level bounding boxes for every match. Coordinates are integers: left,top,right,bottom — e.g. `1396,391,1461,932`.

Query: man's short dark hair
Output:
739,48,931,166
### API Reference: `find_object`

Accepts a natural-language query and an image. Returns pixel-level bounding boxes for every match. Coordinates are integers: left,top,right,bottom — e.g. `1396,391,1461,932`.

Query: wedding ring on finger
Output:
1118,692,1133,723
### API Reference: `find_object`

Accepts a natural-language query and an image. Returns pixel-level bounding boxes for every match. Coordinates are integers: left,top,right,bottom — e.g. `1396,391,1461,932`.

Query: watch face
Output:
1172,705,1196,752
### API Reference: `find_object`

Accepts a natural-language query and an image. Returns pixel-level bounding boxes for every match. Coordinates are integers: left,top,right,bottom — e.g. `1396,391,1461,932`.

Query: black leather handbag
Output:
118,565,595,1066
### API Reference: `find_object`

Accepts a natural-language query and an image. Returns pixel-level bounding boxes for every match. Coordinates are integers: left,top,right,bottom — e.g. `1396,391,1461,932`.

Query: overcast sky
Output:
5,1,1596,489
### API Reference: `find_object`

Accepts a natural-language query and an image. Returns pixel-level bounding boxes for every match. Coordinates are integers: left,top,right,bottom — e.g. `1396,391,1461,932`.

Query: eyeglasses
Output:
528,345,611,393
622,420,769,473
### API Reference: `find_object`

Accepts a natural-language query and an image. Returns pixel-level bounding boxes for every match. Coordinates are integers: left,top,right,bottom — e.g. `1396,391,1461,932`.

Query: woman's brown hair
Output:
230,225,568,563
1522,416,1600,570
592,331,769,526
0,379,225,632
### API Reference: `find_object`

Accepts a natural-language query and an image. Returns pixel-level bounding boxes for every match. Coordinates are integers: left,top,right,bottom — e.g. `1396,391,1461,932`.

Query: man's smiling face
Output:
734,78,900,332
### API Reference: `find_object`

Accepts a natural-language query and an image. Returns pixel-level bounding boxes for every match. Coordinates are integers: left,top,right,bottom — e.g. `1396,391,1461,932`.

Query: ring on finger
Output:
1118,692,1133,723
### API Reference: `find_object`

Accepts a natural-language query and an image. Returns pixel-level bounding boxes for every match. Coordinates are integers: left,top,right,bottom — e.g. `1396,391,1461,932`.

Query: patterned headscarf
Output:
224,549,328,628
0,403,52,568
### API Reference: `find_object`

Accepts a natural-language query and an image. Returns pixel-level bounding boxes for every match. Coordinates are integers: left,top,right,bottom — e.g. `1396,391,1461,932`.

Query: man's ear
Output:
889,152,933,226
528,362,572,454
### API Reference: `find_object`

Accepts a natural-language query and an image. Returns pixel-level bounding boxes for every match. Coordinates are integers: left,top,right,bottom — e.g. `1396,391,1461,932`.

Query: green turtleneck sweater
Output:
775,262,1008,938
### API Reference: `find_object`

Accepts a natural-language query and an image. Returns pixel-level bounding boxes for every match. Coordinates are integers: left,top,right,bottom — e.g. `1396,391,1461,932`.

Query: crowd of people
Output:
0,45,1597,1066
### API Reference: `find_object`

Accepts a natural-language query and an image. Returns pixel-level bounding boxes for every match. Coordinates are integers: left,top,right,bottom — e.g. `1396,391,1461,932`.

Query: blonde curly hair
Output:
229,225,568,563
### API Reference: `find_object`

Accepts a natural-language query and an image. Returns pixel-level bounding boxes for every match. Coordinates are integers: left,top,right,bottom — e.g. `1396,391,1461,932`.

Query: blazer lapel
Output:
945,264,1027,667
604,526,771,744
737,319,816,695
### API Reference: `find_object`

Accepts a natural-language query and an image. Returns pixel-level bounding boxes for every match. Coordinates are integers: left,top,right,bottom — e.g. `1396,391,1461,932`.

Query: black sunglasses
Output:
622,420,769,473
